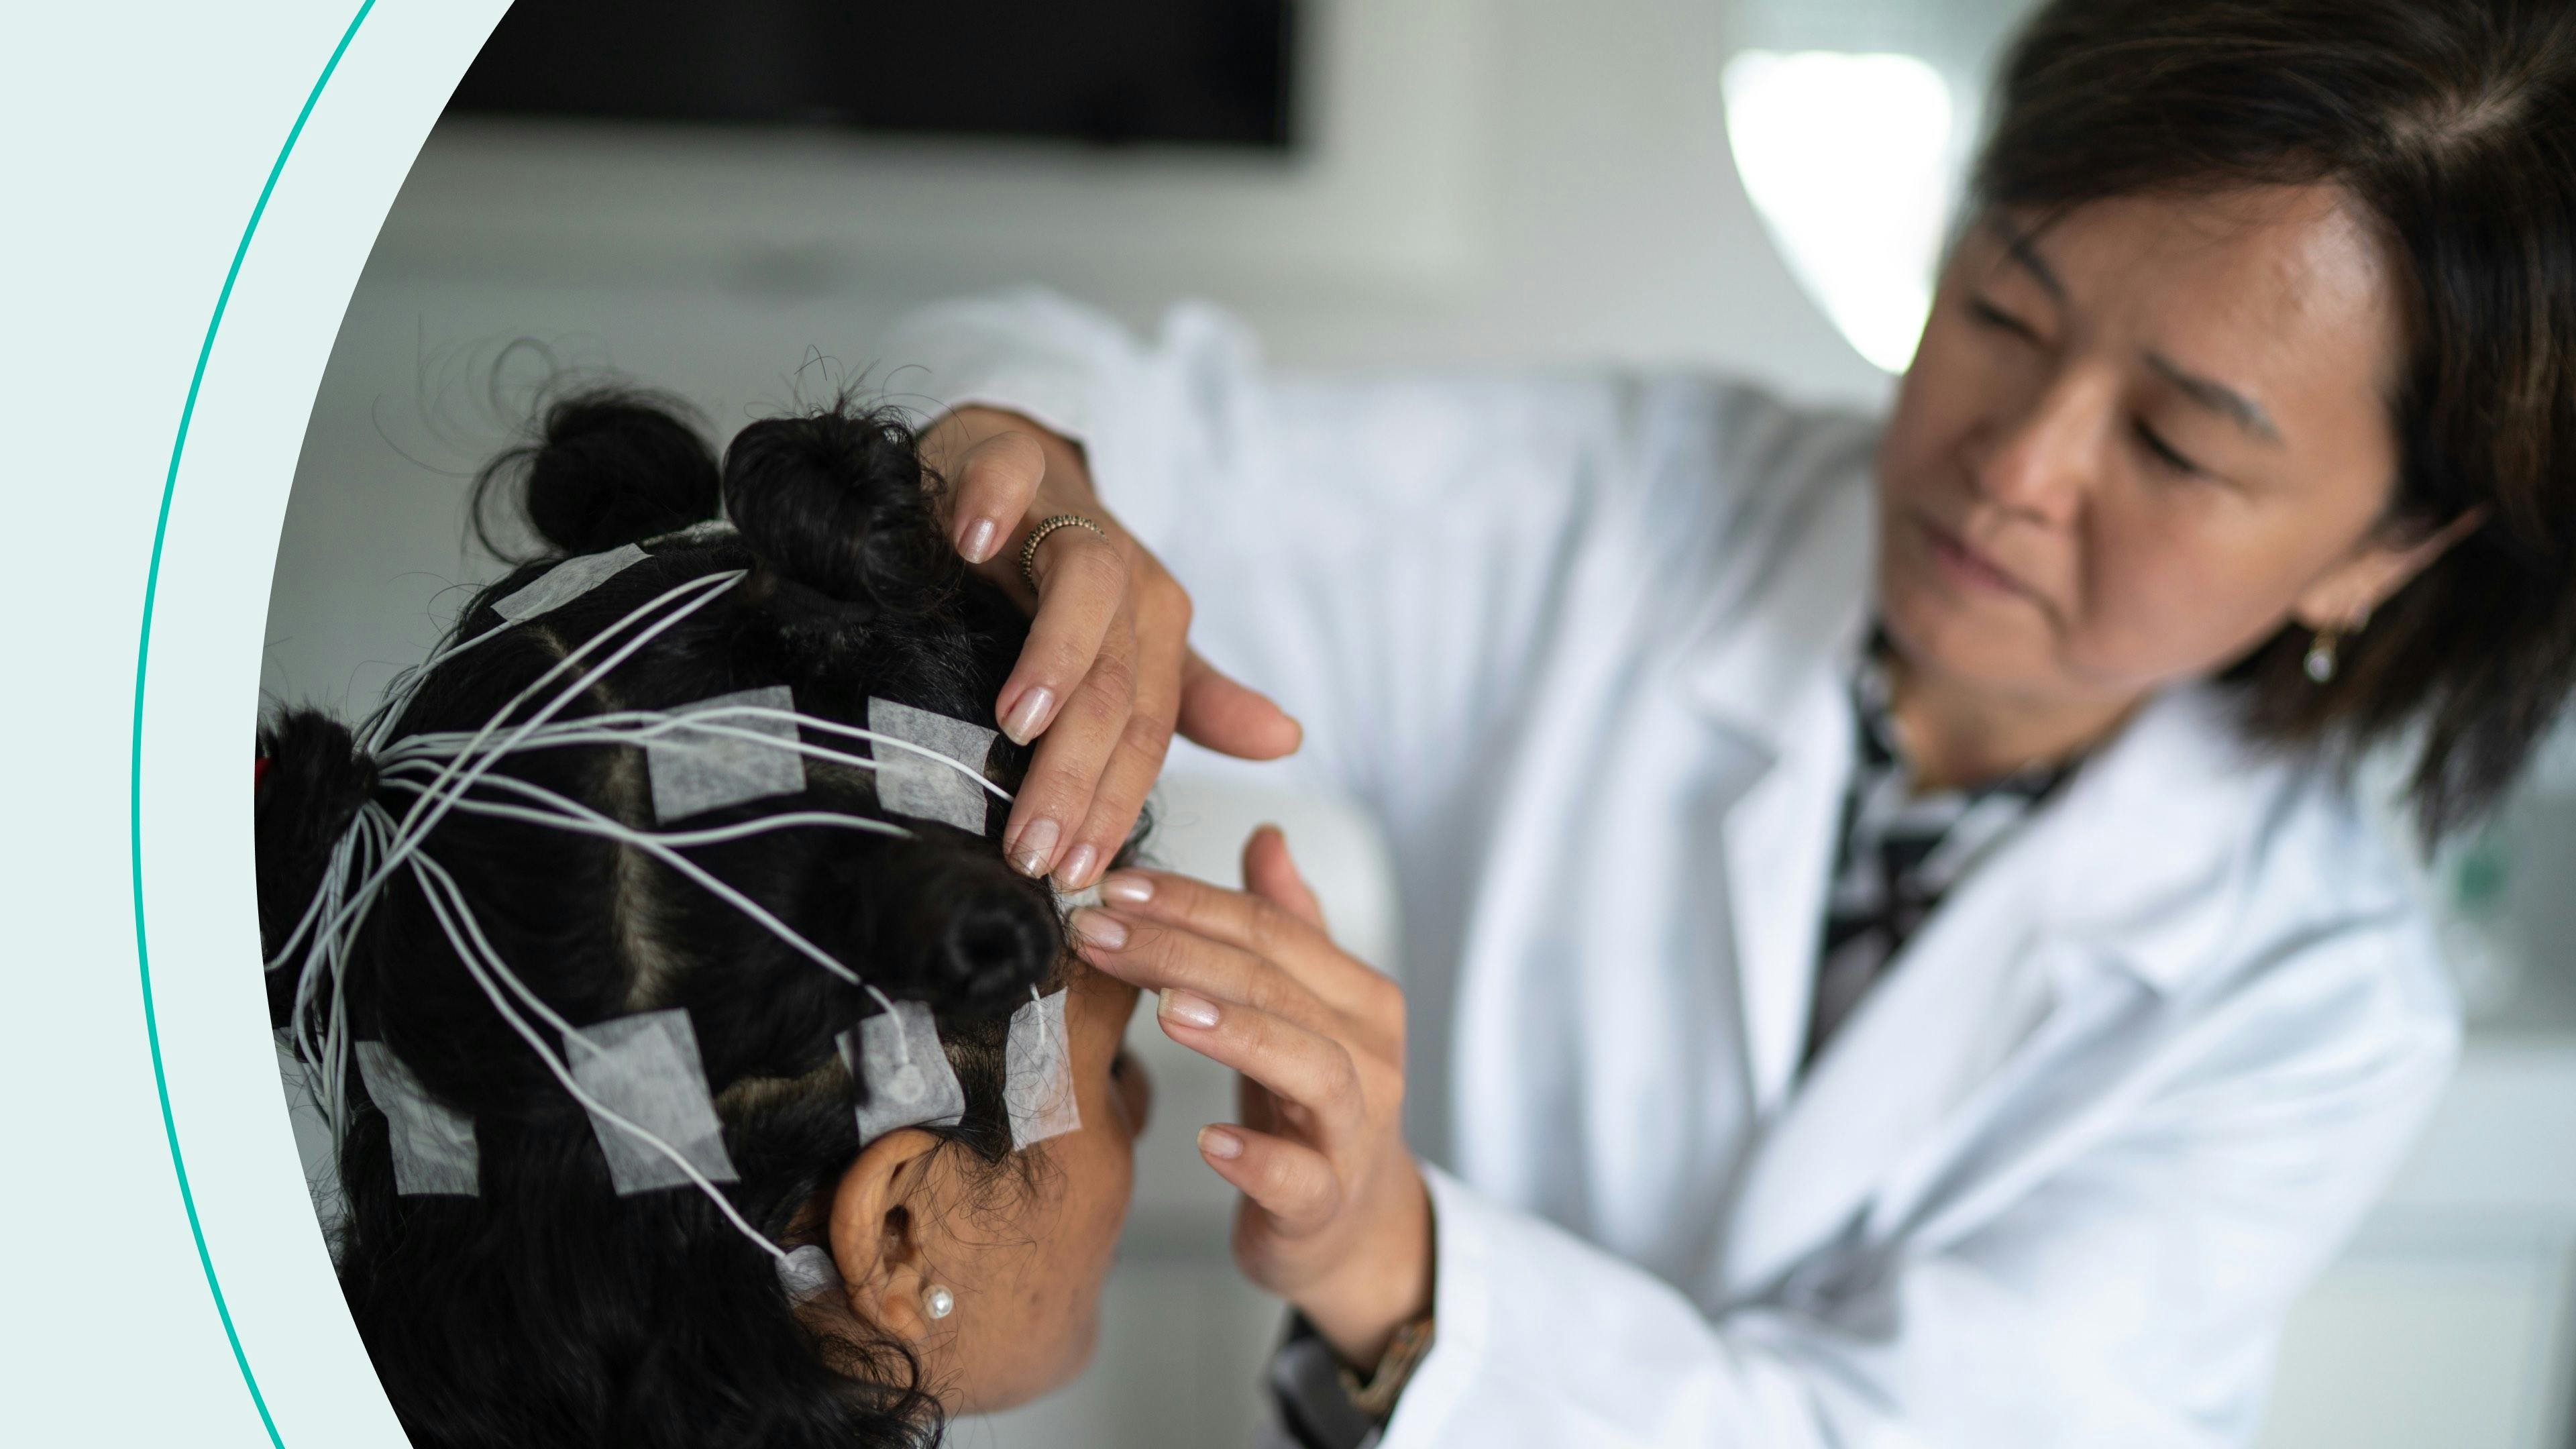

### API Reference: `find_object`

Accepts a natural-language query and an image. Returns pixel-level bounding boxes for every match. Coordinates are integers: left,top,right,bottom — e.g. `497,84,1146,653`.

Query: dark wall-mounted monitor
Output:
447,0,1299,150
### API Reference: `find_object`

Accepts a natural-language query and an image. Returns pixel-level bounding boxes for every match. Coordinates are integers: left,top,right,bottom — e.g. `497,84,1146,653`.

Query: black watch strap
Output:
1267,1313,1402,1449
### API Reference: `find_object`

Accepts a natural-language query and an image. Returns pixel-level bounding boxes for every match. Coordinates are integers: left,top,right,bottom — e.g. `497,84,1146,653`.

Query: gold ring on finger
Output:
1019,513,1112,593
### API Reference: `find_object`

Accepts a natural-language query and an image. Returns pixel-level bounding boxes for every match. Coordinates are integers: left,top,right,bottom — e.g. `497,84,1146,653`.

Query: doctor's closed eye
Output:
2132,419,2210,480
1965,264,2229,488
1968,295,2042,343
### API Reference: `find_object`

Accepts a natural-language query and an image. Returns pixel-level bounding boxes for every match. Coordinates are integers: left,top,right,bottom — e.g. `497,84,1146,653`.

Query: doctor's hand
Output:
920,407,1301,890
1071,827,1433,1372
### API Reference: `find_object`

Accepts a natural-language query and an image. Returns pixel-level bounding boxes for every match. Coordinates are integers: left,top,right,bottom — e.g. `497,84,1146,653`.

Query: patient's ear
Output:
826,1128,947,1342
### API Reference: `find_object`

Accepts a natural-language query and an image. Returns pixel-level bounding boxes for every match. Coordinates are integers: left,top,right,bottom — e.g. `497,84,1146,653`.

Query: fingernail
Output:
1101,871,1154,906
1071,908,1127,950
1000,686,1055,745
1160,988,1220,1030
1198,1125,1244,1161
1010,816,1061,877
1056,843,1099,890
960,517,999,564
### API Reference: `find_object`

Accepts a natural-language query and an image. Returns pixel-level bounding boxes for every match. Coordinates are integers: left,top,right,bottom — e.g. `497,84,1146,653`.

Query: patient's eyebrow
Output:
2145,352,2283,445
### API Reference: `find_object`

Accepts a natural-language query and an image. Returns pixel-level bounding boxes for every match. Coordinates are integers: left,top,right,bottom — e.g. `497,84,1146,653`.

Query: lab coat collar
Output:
1676,465,2288,1218
2018,681,2270,994
1678,470,1874,1117
1713,684,2275,1298
1677,459,2272,999
1678,474,1876,758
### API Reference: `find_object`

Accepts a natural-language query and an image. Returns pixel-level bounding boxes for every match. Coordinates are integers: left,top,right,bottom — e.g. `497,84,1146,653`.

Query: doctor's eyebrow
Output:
1989,215,2284,447
1988,215,2068,303
2143,352,2284,445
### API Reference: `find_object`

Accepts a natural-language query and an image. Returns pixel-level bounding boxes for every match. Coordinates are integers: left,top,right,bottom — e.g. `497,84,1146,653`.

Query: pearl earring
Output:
923,1284,955,1320
2303,627,2341,683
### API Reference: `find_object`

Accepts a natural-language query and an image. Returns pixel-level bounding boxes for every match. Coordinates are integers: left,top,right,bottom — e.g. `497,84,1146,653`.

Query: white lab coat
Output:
890,292,2461,1448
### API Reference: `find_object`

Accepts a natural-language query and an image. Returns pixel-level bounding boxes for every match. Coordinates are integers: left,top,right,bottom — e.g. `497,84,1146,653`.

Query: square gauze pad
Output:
564,1008,740,1195
645,685,806,823
867,697,997,833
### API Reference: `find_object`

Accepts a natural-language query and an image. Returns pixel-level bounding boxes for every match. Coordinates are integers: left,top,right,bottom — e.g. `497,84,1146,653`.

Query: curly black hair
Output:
256,386,1118,1448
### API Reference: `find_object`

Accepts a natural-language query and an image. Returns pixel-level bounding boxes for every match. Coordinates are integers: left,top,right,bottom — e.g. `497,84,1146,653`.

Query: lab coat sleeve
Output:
883,290,1726,826
1385,930,2460,1449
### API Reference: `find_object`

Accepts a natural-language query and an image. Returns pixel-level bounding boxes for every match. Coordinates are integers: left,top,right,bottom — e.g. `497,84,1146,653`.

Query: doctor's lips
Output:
1916,515,2037,600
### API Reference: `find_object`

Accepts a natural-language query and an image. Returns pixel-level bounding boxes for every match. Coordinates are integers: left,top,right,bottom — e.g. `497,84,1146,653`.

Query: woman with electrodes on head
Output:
258,394,1153,1448
881,1,2576,1444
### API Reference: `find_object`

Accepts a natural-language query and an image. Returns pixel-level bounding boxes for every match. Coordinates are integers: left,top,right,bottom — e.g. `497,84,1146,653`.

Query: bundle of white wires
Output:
264,565,1053,1267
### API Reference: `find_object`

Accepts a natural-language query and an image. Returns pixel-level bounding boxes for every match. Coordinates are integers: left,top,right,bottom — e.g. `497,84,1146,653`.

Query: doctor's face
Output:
1872,186,2413,708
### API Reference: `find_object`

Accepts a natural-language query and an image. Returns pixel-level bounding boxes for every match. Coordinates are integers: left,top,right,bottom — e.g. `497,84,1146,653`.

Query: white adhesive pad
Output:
492,543,649,621
1004,989,1081,1149
867,698,996,833
775,1243,843,1302
564,1008,740,1195
355,1040,479,1197
838,1000,967,1145
646,685,806,822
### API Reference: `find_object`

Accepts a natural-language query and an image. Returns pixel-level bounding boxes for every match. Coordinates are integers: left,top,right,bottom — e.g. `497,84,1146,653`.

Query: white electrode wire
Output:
277,569,739,1141
370,568,745,896
1032,983,1057,1057
272,559,1050,1246
281,568,745,975
365,692,1026,994
358,606,517,754
295,804,390,1141
374,759,916,849
382,704,1016,809
405,838,598,1054
270,641,519,971
375,765,876,987
403,843,791,1267
670,706,1017,807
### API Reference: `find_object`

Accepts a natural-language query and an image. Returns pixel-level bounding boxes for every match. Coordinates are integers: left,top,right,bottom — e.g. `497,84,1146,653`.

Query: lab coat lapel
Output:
1685,473,1874,1122
1719,828,2053,1298
1716,684,2265,1299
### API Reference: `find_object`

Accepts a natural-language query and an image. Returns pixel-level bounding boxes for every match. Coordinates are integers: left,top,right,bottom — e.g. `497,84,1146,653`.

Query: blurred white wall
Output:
268,0,1905,720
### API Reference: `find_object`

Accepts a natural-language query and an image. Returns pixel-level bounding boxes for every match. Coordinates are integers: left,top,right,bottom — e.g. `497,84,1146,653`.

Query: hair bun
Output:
499,391,722,557
849,852,1060,1019
255,709,378,1024
722,406,949,615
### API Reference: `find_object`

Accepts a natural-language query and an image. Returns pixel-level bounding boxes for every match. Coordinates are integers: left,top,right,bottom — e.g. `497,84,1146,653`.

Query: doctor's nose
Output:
1963,371,2106,526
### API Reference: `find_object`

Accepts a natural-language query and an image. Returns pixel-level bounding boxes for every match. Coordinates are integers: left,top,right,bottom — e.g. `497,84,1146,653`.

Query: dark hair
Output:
1976,0,2576,840
257,388,1113,1448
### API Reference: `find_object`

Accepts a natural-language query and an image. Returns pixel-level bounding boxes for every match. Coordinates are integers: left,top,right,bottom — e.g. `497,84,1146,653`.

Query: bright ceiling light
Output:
1722,49,1956,373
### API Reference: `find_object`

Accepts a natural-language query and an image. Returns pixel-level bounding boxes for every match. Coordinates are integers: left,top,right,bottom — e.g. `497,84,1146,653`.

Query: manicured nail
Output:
1000,686,1055,745
960,517,999,564
1010,816,1060,877
1055,843,1099,891
1100,871,1154,906
1160,988,1220,1030
1198,1125,1244,1161
1071,908,1127,950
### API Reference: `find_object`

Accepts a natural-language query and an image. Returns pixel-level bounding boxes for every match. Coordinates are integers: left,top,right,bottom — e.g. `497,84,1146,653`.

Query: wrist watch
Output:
1268,1309,1438,1449
1338,1310,1437,1420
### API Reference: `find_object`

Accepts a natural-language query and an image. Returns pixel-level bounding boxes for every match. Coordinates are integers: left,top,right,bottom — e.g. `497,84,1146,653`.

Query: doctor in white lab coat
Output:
869,5,2576,1444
